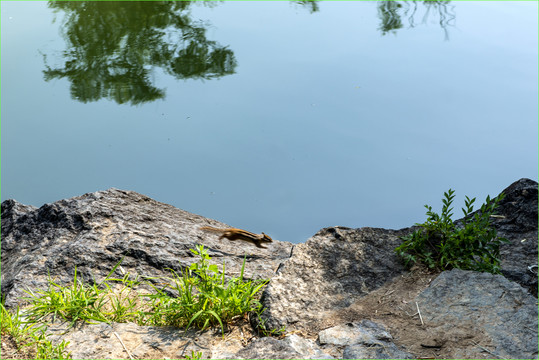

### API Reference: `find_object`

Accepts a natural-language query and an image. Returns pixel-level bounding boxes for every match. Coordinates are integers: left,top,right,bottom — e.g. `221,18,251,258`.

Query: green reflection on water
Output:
42,0,454,106
42,1,237,105
378,1,455,39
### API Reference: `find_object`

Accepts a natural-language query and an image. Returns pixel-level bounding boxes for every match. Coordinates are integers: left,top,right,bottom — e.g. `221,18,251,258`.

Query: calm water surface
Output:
1,1,537,244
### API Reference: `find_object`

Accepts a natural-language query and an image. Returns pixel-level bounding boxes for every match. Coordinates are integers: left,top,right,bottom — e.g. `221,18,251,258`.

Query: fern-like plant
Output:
395,190,508,274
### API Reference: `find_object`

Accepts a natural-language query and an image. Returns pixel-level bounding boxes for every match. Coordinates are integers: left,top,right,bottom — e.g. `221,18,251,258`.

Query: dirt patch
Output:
317,265,499,359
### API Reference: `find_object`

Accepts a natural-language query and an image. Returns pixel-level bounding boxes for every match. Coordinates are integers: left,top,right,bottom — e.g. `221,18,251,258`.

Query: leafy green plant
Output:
395,189,508,274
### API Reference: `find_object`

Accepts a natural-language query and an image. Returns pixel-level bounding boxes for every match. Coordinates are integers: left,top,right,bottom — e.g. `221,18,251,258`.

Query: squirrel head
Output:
260,232,273,243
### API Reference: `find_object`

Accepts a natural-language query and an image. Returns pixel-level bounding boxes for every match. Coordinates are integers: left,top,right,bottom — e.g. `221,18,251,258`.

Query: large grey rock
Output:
318,320,393,346
1,189,293,308
2,179,537,359
234,337,302,359
415,269,538,359
258,226,411,332
488,178,538,235
234,335,334,360
281,334,334,359
342,343,414,360
43,320,335,360
319,320,414,359
453,178,538,296
495,178,538,296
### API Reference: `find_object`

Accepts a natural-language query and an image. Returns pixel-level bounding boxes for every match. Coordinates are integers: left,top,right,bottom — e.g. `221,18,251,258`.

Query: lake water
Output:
1,1,537,244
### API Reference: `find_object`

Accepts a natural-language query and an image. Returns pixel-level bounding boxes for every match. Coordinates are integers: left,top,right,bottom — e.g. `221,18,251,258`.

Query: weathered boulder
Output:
281,335,334,359
414,269,538,359
2,178,537,359
318,320,414,359
234,337,302,359
1,189,293,308
496,178,538,296
259,178,538,334
232,335,333,359
43,320,335,360
455,178,539,297
257,225,411,333
453,178,538,296
488,178,538,235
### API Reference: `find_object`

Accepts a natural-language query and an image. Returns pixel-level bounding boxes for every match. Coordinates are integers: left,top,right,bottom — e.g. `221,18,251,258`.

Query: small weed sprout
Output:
253,305,286,337
1,301,71,359
185,350,203,359
395,190,508,274
33,332,71,360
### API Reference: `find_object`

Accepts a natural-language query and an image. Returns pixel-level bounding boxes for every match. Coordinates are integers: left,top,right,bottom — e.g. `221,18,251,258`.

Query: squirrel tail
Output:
199,226,222,233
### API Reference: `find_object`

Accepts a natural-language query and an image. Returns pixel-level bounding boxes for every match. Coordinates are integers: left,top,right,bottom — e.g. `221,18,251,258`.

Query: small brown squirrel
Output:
199,226,273,249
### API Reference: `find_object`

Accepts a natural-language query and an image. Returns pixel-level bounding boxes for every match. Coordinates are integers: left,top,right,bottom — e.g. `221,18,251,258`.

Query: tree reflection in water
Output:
378,1,455,39
43,1,237,105
42,1,455,105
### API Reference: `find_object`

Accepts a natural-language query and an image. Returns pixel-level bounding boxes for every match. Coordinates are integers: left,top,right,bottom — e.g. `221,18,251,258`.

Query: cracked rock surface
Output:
2,178,537,359
1,188,293,308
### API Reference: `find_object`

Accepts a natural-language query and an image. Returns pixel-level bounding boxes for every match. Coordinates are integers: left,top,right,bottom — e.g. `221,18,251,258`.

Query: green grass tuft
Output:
17,244,283,345
1,301,71,359
141,244,269,337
